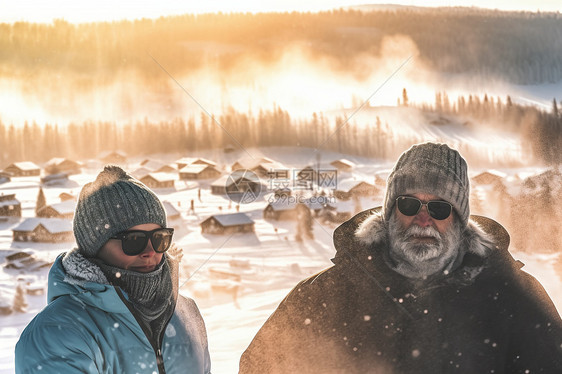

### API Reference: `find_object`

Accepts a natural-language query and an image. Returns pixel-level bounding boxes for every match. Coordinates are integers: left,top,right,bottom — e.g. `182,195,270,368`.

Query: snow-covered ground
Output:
0,147,560,374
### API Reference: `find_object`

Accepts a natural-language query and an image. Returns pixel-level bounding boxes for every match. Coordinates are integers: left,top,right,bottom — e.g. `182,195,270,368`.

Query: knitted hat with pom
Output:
73,165,167,257
383,142,470,227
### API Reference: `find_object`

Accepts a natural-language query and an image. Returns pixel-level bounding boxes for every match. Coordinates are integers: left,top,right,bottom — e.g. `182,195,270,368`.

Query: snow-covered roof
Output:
13,218,73,233
46,157,82,167
8,161,40,171
42,200,76,215
204,213,254,227
211,175,231,187
141,172,176,183
251,160,285,171
176,157,217,166
0,199,20,208
179,164,212,174
472,169,507,179
266,200,299,211
211,174,262,188
331,158,355,168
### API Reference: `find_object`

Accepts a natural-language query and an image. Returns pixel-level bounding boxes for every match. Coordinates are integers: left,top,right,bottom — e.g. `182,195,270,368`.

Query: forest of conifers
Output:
1,94,560,166
0,8,561,166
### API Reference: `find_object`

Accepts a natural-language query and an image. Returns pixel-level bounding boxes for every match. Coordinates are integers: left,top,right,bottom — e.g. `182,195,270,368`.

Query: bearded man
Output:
239,142,562,374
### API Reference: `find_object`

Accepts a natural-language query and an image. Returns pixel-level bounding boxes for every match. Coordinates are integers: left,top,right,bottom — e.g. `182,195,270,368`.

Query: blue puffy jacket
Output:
15,252,211,374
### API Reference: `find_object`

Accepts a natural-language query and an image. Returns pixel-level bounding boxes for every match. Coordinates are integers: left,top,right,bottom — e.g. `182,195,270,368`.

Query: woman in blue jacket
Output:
16,165,211,374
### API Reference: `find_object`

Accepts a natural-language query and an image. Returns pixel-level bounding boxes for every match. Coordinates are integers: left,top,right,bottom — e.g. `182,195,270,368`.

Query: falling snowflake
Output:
113,323,119,328
115,272,122,278
105,224,110,229
166,324,177,337
412,349,420,358
364,315,371,321
304,318,311,325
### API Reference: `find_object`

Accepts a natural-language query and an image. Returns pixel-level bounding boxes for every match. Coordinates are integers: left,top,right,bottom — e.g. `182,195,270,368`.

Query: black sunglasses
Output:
396,196,453,220
110,228,174,256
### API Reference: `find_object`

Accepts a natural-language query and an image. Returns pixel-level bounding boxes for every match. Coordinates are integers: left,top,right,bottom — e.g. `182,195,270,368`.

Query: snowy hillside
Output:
0,147,560,374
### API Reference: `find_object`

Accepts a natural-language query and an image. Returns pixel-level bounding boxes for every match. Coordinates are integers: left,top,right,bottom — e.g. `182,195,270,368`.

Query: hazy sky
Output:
1,0,560,23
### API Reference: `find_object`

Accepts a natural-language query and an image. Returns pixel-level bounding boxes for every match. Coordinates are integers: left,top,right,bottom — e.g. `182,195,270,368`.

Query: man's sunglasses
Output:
110,228,174,256
396,196,453,220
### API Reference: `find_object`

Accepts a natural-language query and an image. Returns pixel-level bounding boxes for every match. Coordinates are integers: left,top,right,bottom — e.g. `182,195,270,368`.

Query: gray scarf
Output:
94,255,178,341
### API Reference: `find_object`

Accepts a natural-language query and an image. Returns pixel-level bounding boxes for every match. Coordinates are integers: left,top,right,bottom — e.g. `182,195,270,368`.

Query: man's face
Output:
388,192,462,277
97,223,164,273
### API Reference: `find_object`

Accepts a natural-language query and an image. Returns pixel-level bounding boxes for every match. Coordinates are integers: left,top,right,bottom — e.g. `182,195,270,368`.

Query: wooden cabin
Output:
200,213,255,235
210,174,263,196
36,200,76,219
0,194,21,217
140,173,176,189
44,158,83,175
334,180,378,200
263,200,300,220
3,162,41,177
12,218,74,243
176,157,217,170
179,165,221,180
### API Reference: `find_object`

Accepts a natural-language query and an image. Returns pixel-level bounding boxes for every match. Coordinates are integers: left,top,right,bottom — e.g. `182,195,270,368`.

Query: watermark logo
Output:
224,167,339,204
225,169,262,204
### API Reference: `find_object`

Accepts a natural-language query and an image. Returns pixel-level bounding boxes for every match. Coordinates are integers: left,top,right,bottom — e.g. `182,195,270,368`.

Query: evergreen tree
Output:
35,187,46,216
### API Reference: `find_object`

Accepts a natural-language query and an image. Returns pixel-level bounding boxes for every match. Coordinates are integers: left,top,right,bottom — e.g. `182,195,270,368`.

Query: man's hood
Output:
47,249,129,313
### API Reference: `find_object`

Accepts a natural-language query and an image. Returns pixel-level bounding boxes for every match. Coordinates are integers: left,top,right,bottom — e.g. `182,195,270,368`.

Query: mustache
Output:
402,224,441,241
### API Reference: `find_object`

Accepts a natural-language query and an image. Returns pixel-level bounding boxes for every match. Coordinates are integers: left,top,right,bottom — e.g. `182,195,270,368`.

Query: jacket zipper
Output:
114,286,171,374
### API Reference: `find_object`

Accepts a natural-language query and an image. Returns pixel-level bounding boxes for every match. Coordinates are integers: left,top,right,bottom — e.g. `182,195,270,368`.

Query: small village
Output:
1,150,560,292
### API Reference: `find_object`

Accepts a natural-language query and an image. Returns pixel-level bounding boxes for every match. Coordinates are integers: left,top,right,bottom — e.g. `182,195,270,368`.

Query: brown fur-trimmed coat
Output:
240,208,562,374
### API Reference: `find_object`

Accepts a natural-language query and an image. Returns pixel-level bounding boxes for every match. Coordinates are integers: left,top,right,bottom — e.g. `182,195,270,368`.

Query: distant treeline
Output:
415,91,562,165
1,95,560,167
2,8,562,85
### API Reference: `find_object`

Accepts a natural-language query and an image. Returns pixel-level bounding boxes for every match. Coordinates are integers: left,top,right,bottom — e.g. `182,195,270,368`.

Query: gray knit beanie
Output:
383,142,470,227
73,165,167,257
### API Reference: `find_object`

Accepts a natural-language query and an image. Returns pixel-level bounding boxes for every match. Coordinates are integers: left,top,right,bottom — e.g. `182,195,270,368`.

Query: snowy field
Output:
0,146,560,374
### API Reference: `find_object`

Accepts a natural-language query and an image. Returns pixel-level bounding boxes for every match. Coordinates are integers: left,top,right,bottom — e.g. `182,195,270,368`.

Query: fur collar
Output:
62,248,110,286
355,210,494,259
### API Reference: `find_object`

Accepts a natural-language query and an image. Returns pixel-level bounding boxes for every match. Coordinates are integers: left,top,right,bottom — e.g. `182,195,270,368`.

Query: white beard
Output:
386,213,463,279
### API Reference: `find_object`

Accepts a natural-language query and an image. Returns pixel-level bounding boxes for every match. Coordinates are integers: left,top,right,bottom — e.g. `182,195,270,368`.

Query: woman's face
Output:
97,223,163,272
